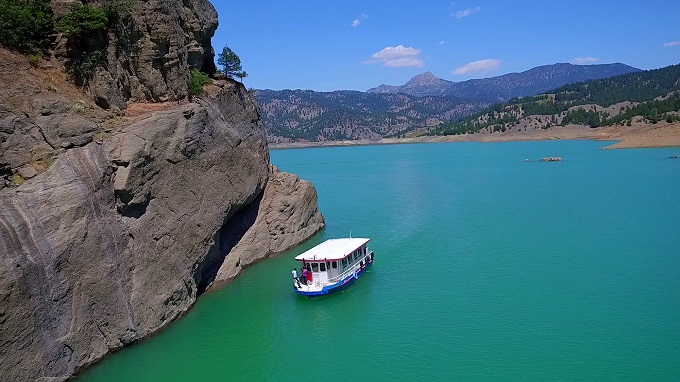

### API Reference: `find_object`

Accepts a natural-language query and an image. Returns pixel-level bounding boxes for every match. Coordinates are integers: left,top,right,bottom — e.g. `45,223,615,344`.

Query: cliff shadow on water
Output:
194,191,263,295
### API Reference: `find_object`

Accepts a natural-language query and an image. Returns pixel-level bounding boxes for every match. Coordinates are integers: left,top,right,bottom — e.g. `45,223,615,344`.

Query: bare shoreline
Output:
269,122,680,150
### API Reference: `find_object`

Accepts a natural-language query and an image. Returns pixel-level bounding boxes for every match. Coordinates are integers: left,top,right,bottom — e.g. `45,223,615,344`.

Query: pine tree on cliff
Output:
218,46,247,82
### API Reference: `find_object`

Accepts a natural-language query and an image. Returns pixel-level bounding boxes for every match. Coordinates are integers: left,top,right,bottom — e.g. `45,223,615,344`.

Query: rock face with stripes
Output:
0,77,324,381
0,2,325,379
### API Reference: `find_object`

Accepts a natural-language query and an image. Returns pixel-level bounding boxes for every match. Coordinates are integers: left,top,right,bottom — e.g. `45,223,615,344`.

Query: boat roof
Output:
295,238,370,261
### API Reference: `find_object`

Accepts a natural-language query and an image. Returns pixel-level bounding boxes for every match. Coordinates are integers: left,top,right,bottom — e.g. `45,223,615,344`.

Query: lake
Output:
78,140,680,381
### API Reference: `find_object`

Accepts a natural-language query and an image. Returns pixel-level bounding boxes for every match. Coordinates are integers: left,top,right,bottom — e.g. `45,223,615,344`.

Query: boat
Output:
292,238,374,297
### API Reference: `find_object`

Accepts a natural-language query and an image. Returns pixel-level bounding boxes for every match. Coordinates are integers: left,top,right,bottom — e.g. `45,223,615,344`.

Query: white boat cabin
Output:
294,238,372,286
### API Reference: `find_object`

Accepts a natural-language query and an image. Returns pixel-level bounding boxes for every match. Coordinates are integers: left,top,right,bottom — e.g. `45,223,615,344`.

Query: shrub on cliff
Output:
55,4,111,83
0,0,54,53
188,69,211,96
55,4,109,39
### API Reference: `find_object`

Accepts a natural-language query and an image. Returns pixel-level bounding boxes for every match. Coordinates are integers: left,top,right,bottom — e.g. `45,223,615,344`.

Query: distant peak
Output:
413,71,437,79
406,71,443,87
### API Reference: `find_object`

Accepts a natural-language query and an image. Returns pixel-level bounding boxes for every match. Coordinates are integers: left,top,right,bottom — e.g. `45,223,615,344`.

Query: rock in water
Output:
210,165,325,287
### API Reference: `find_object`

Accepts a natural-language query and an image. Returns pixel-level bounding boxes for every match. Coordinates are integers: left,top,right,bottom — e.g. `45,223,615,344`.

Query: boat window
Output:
332,261,337,269
320,263,326,272
363,246,367,254
347,255,353,264
341,258,347,268
354,252,359,260
311,263,319,272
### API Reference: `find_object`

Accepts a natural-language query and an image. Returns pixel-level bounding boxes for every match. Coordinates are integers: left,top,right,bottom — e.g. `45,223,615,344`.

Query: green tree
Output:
55,4,108,39
0,0,54,53
234,71,248,83
217,46,246,79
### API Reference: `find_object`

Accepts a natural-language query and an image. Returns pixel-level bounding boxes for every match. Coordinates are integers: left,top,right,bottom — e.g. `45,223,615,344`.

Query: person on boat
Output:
306,265,313,284
302,267,309,285
292,268,301,288
298,267,307,285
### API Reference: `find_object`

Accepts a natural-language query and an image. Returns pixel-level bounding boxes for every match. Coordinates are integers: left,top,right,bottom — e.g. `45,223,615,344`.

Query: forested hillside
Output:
429,64,680,136
255,89,489,142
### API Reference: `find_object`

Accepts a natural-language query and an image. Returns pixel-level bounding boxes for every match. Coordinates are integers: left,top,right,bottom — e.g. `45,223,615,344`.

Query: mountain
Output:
367,63,641,102
428,63,680,136
257,62,642,143
368,71,453,97
255,89,490,142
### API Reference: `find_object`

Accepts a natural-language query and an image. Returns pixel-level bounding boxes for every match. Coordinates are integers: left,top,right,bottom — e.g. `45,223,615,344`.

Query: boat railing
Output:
326,251,373,284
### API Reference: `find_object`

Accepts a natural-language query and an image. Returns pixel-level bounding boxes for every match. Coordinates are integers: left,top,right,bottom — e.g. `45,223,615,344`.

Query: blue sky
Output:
211,1,680,92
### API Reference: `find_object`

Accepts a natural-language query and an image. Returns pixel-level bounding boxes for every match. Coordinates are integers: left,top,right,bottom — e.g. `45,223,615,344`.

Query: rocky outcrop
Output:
1,0,325,379
211,165,325,287
0,79,324,381
0,47,105,188
54,0,219,109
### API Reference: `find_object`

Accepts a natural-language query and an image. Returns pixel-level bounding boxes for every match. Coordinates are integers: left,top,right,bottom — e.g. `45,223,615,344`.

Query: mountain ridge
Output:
254,89,490,142
256,62,640,143
367,63,640,101
427,63,680,136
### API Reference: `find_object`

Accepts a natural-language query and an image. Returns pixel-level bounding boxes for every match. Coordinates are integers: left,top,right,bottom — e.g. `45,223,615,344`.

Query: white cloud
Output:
365,45,424,67
439,40,446,45
452,59,501,75
663,41,680,47
453,7,480,19
383,57,425,68
570,57,600,64
350,13,368,27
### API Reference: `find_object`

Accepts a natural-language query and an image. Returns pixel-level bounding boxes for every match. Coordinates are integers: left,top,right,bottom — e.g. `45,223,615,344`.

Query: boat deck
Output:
294,282,324,293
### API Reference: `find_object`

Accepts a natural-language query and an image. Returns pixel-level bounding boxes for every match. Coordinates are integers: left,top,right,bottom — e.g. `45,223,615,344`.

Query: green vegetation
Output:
607,95,680,125
27,53,41,67
0,0,54,53
217,46,247,80
55,4,108,39
234,71,248,82
188,69,211,96
73,100,87,113
8,173,25,187
55,3,111,82
93,130,112,142
53,1,136,83
431,64,680,136
256,89,485,141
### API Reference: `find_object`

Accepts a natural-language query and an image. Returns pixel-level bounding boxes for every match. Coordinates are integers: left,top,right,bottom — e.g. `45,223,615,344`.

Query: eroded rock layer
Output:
0,79,324,381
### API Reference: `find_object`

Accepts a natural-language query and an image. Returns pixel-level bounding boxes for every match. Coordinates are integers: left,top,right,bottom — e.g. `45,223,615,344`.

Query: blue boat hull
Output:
295,255,373,297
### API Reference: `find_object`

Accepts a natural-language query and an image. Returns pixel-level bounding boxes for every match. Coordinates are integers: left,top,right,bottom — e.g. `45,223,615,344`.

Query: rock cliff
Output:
0,1,325,380
55,0,219,109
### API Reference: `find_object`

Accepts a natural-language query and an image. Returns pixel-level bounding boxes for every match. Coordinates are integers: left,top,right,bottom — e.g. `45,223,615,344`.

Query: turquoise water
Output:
78,140,680,381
